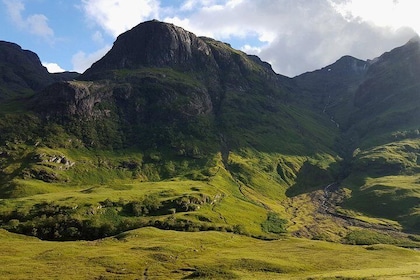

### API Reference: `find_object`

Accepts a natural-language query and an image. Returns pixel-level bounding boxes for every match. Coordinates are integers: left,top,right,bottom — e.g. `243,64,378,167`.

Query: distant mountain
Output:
0,41,54,98
0,41,80,100
293,36,420,145
51,71,80,82
296,37,420,231
293,55,368,127
351,36,420,143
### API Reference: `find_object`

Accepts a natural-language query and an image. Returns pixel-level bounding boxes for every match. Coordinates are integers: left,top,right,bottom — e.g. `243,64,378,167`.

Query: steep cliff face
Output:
355,37,420,109
343,37,420,144
293,55,368,126
35,81,113,119
82,20,217,79
36,73,213,121
0,41,54,98
34,20,304,152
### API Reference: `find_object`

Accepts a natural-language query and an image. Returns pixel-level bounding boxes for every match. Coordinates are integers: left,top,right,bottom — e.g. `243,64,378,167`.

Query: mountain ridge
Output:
0,40,53,98
0,40,80,100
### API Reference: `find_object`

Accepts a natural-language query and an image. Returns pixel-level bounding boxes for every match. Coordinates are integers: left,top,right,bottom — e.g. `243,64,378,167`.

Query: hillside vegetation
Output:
1,227,420,279
0,20,420,279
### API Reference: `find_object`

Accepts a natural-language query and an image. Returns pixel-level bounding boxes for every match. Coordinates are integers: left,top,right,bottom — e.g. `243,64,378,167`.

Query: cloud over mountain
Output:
3,0,54,40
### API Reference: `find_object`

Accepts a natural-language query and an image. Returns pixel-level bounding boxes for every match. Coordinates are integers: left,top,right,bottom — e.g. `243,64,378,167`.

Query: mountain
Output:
293,55,368,127
0,41,54,99
352,36,420,143
294,36,420,144
294,36,420,232
34,20,334,156
51,71,80,82
81,19,217,78
0,20,419,255
0,41,80,101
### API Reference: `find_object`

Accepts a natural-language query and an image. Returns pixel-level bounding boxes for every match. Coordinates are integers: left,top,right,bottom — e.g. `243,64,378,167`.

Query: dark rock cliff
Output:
35,81,113,119
82,20,217,79
0,41,54,98
32,20,295,151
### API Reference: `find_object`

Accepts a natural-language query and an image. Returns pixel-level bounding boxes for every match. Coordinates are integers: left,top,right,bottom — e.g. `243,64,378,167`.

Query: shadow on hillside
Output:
285,160,338,197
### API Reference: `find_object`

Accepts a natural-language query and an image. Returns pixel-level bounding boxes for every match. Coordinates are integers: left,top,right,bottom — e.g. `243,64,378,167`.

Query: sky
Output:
0,0,419,77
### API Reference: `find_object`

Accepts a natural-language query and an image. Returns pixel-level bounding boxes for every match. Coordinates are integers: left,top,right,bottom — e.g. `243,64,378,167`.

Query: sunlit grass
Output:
0,227,419,279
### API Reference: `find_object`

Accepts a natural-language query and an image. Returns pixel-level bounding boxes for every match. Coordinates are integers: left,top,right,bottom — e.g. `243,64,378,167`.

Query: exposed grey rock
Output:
35,81,113,119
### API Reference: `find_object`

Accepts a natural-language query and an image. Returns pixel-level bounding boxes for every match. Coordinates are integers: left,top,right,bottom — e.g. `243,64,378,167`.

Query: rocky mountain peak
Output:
329,55,368,74
82,20,214,79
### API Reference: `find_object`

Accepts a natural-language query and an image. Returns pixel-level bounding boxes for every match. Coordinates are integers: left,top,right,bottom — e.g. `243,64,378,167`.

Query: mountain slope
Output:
0,20,342,242
292,36,420,233
0,20,419,246
340,38,420,232
352,36,420,145
34,20,337,155
293,55,368,127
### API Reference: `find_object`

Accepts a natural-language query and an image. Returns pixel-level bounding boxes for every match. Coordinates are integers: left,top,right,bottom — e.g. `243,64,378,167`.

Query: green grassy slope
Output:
0,140,337,241
1,227,419,280
341,139,420,233
288,38,420,237
332,40,420,234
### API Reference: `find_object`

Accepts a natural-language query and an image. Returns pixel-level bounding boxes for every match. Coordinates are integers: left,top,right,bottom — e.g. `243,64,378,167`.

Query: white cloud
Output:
71,45,111,73
180,0,237,11
330,0,420,34
3,0,54,40
241,44,262,55
2,0,24,24
42,62,65,73
92,30,104,44
180,0,198,11
164,0,417,76
80,0,160,37
72,0,419,76
26,14,54,38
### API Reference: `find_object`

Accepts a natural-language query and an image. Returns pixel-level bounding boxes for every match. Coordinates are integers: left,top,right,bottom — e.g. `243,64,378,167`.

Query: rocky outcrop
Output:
34,81,113,119
82,20,217,79
30,20,293,150
34,153,75,169
34,76,213,121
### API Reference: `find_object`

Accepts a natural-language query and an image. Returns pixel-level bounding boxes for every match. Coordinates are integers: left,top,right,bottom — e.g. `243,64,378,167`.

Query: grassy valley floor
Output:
1,227,419,280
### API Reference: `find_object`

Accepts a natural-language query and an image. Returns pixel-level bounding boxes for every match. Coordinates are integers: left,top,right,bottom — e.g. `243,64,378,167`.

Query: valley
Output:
0,20,420,279
2,227,420,279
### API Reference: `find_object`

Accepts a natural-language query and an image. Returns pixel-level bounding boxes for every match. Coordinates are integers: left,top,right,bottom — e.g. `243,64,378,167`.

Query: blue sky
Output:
1,0,419,77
